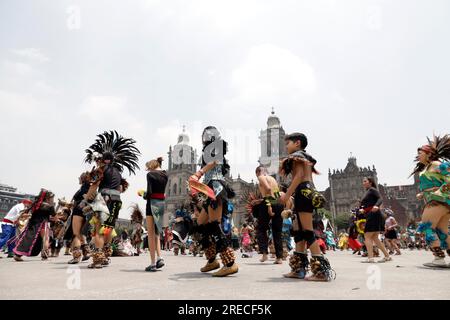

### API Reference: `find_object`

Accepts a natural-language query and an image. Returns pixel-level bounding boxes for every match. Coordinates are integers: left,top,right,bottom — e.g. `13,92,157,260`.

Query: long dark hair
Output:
411,134,450,176
364,177,377,189
201,126,230,176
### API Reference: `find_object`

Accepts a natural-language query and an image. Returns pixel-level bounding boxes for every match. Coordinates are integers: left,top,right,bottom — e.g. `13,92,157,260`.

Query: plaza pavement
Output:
1,249,449,300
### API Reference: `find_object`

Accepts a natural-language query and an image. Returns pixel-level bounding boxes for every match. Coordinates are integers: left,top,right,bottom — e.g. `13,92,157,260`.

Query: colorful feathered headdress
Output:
84,130,141,175
412,134,450,175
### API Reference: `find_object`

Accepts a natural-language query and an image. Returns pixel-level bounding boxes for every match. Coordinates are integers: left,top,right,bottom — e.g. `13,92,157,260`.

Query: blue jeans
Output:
0,224,17,253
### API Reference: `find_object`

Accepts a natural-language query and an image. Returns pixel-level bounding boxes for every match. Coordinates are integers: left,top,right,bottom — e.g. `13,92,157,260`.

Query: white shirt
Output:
4,203,25,222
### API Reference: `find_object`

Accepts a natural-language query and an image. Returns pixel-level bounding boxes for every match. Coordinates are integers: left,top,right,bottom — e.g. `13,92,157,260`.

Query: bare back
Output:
258,175,280,197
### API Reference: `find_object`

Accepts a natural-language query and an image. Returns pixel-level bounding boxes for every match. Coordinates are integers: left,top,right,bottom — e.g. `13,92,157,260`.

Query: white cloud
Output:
2,60,33,76
79,95,144,132
33,81,59,96
188,0,266,33
225,44,317,111
0,90,40,116
80,96,126,118
11,48,49,63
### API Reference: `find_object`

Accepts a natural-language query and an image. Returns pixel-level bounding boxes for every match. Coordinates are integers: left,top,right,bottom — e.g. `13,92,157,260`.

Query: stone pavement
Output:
1,249,449,300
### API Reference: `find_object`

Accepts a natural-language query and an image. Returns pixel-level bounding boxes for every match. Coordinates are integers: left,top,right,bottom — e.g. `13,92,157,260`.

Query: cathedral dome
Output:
176,126,190,145
267,108,281,129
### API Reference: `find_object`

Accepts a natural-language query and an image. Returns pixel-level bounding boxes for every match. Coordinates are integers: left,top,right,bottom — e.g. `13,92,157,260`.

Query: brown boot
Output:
306,255,336,282
88,249,104,269
283,252,308,279
201,244,219,272
81,244,91,261
102,245,112,266
212,247,238,277
68,247,82,264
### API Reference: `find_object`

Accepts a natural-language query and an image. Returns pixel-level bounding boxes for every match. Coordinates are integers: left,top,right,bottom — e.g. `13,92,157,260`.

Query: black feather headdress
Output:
411,134,450,175
84,130,141,175
130,203,144,224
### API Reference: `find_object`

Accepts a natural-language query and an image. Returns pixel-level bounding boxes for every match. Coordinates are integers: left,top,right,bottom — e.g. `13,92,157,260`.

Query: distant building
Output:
324,157,420,227
327,156,378,216
164,126,198,228
228,174,257,228
163,126,257,229
258,108,287,184
0,183,35,220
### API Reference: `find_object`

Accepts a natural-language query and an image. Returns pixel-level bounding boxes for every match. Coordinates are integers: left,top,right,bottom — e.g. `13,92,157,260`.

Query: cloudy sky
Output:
1,0,449,218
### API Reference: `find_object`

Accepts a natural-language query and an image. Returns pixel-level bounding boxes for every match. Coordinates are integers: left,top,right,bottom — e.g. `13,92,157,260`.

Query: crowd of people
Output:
1,131,449,281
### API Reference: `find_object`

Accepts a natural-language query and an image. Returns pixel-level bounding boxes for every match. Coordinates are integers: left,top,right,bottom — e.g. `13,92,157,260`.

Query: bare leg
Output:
40,226,49,259
296,241,306,252
94,222,104,249
364,232,375,259
373,234,390,258
421,206,447,248
155,234,161,258
72,216,84,248
146,216,156,265
436,212,450,249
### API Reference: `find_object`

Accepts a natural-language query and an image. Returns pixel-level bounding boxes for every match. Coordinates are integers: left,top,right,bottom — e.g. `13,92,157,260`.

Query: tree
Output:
317,208,332,221
335,213,351,232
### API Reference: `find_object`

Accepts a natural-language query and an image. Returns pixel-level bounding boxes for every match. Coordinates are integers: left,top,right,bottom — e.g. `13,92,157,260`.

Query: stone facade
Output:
164,127,198,228
325,157,420,227
258,108,287,183
163,127,256,229
327,156,378,215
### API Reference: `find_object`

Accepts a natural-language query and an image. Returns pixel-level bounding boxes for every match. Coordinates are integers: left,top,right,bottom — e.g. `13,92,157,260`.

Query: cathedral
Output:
258,108,287,183
163,127,256,228
324,157,421,227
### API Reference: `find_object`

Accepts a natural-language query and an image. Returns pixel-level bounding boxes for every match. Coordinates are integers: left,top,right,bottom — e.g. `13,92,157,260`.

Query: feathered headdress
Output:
84,130,141,175
241,188,262,215
412,134,450,175
130,203,144,224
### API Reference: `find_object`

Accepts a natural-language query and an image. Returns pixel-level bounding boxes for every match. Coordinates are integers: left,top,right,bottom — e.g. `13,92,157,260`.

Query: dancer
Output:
338,231,349,251
384,209,401,255
67,172,92,264
253,166,284,264
130,204,144,256
139,157,168,271
189,194,205,257
279,132,335,281
0,199,32,258
281,215,293,260
84,130,140,268
413,134,450,267
240,223,254,258
189,126,238,277
360,177,391,263
348,215,362,254
324,228,337,251
13,189,56,261
171,203,193,256
49,199,72,257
